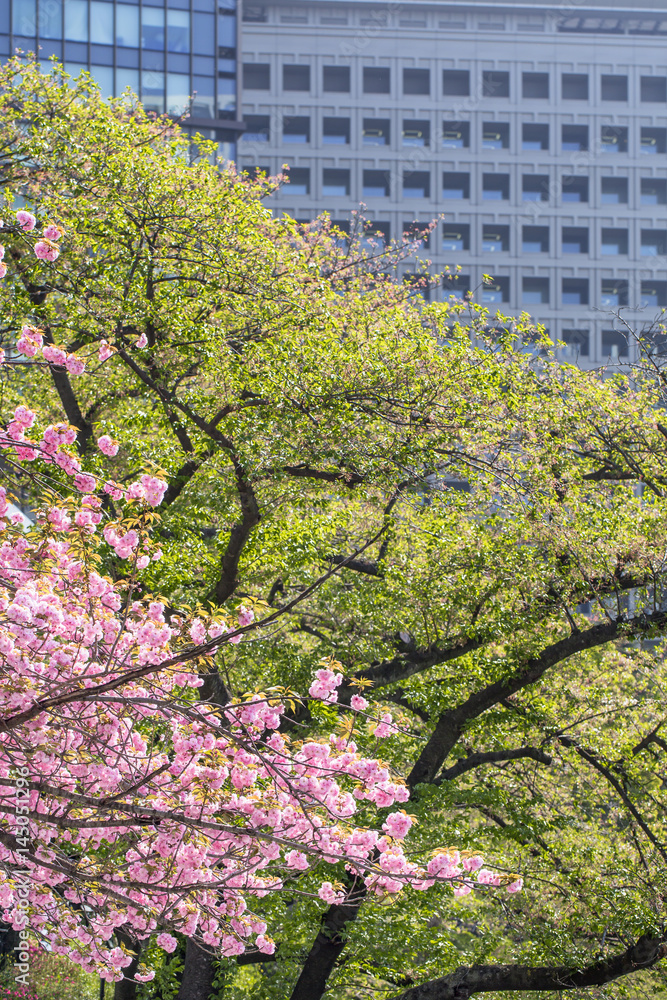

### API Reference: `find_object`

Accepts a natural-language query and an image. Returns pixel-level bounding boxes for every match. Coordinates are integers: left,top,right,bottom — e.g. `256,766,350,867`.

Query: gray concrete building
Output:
238,0,667,364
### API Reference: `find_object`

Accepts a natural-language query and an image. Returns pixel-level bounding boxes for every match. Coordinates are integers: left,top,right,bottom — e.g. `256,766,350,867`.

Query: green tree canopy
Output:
2,59,667,1000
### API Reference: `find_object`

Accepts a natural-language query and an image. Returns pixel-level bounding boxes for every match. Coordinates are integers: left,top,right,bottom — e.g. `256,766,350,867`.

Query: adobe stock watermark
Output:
13,767,32,987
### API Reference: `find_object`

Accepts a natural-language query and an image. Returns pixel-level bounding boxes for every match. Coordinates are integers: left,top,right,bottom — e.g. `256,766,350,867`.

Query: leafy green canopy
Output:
2,58,667,1000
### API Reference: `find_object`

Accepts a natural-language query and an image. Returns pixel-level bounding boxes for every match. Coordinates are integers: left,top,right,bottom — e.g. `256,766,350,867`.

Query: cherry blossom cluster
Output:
0,487,521,983
0,211,64,279
0,400,165,507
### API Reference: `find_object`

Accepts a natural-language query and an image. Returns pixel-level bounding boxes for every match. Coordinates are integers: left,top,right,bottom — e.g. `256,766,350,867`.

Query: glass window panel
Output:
192,12,214,54
142,7,165,50
116,67,139,94
218,12,235,47
142,69,165,113
217,75,235,114
167,72,190,114
167,9,189,52
116,4,138,46
192,75,214,116
89,1,112,43
90,64,113,96
39,0,62,38
13,0,37,37
64,0,86,40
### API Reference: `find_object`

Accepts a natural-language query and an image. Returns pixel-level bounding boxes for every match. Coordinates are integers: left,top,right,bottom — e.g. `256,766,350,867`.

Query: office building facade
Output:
239,0,667,364
3,0,242,158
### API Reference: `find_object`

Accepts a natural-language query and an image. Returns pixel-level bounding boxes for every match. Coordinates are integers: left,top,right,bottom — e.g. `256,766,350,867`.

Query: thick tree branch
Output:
397,933,667,999
282,463,365,487
437,747,552,782
408,610,667,789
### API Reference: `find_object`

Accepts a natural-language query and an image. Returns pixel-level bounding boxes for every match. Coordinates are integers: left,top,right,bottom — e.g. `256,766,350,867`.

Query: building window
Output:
641,127,667,153
192,75,214,118
601,74,628,100
522,123,548,150
241,115,270,142
363,66,390,93
141,70,165,114
482,174,510,200
442,172,470,199
641,76,667,102
443,69,470,95
522,175,549,201
283,116,310,143
442,122,469,148
116,4,138,47
283,64,310,91
641,179,667,205
562,278,589,305
242,5,267,22
243,63,270,90
562,73,588,99
601,125,628,152
561,329,589,356
601,279,628,306
482,225,509,252
482,123,509,149
322,168,350,196
562,227,589,253
523,226,549,252
601,228,628,254
523,277,549,304
364,222,391,246
362,118,390,145
193,11,215,56
601,177,628,203
601,330,628,359
561,176,588,202
641,230,667,256
167,9,190,53
323,117,350,144
641,282,667,307
403,120,430,146
362,170,390,197
323,66,350,92
562,124,588,151
403,171,430,198
482,70,510,97
482,276,510,303
443,273,470,299
141,7,165,50
403,68,430,95
442,225,469,251
522,72,549,99
287,167,310,195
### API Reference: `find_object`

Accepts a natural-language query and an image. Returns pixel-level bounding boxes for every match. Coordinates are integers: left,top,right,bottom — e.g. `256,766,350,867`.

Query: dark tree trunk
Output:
113,931,141,1000
289,881,366,1000
177,938,217,1000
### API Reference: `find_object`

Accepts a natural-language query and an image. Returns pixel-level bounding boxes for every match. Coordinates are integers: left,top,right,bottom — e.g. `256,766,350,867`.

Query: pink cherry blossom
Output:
156,933,178,953
16,210,36,232
99,341,114,361
34,240,59,262
383,811,414,839
136,333,148,348
97,435,119,457
506,878,524,894
0,263,6,280
350,694,368,711
42,345,67,366
42,223,63,241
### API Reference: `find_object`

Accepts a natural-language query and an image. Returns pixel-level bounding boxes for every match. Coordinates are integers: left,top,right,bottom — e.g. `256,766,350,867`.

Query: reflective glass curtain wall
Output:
2,0,240,160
